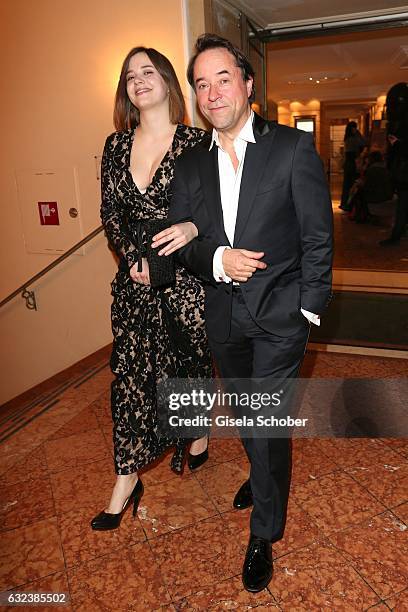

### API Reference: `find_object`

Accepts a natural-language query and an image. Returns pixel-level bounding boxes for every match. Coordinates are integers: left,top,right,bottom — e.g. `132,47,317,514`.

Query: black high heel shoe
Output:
187,438,209,471
91,478,144,530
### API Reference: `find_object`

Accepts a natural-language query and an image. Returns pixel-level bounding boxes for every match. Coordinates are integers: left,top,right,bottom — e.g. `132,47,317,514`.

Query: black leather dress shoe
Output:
188,448,208,470
233,479,253,510
242,534,273,592
188,438,209,471
91,478,143,530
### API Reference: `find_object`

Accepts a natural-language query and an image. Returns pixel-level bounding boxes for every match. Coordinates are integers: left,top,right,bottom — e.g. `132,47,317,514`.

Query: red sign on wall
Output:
38,202,60,225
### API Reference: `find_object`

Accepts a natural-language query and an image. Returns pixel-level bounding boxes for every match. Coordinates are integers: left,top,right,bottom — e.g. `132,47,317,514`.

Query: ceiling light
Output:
284,72,354,85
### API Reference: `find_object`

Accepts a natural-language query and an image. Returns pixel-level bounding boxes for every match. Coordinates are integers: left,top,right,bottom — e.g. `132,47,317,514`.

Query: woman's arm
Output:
100,134,139,269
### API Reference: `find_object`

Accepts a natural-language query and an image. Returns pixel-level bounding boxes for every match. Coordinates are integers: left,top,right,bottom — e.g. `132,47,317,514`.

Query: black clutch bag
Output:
130,219,176,288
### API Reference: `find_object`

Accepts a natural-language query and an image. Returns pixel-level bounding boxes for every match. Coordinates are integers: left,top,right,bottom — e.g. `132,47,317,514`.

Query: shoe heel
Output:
188,437,209,471
132,480,144,516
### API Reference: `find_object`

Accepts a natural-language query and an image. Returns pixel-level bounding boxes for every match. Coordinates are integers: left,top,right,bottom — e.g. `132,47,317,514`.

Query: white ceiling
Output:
266,27,408,102
232,0,408,28
224,1,408,103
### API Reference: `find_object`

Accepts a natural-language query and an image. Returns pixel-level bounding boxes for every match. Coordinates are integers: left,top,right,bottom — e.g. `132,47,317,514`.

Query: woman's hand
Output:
129,258,150,285
151,222,198,256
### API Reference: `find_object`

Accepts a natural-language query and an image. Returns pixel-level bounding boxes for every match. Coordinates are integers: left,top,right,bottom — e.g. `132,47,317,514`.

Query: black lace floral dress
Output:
100,124,212,475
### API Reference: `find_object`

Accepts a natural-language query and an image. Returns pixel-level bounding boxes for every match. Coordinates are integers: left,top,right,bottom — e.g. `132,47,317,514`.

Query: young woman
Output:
92,47,211,530
339,121,366,211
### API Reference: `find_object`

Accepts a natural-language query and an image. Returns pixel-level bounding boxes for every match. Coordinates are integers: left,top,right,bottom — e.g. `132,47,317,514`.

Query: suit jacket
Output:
169,112,333,342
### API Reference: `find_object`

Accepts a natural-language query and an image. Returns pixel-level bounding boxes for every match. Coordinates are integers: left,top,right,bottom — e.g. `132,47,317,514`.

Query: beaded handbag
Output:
129,219,175,288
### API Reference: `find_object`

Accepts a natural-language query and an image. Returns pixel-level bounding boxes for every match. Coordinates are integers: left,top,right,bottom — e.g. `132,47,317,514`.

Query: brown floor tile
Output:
392,502,408,524
0,517,65,591
380,438,408,459
194,460,249,513
175,575,279,610
99,414,112,434
58,504,146,568
328,511,408,600
270,540,380,610
140,452,180,487
0,453,25,480
138,475,218,538
301,351,408,379
220,497,324,560
98,412,113,432
219,507,251,551
0,477,55,531
291,438,340,484
0,445,48,487
346,459,408,508
3,571,72,611
50,458,114,516
317,438,399,470
384,587,408,610
203,437,246,469
90,394,112,424
22,398,88,444
101,424,113,448
67,542,170,611
274,499,324,558
48,407,100,440
150,516,243,600
292,471,386,534
44,428,110,473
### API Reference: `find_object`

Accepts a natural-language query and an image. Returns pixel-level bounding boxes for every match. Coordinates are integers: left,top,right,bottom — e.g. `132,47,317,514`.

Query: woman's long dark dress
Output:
100,124,212,474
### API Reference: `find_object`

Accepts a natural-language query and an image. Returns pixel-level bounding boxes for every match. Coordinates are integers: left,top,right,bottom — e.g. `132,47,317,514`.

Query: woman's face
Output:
126,52,168,112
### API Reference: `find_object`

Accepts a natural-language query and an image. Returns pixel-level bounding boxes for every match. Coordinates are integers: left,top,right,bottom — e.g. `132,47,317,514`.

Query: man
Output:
379,82,408,246
167,34,333,591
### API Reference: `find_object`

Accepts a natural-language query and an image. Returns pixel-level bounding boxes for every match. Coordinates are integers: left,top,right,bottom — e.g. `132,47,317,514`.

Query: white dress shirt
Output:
210,111,319,326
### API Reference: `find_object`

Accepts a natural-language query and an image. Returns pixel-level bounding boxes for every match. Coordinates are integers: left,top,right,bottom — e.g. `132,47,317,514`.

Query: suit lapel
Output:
198,145,231,246
233,115,278,245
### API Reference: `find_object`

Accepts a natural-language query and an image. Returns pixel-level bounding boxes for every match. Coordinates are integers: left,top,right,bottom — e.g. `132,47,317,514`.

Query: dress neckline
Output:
127,124,183,194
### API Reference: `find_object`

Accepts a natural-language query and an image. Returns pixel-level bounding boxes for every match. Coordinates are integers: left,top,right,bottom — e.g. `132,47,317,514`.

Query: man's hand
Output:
151,222,198,256
129,258,150,285
222,249,267,282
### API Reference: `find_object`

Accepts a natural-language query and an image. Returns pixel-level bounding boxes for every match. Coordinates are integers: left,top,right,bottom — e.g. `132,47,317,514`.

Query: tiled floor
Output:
0,350,407,610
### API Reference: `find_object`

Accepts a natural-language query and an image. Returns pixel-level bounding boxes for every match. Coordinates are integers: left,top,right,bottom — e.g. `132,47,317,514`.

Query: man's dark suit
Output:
169,112,333,542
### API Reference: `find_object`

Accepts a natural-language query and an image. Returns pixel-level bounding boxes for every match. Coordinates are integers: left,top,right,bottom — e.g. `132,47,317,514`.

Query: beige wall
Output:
0,0,189,403
277,99,321,151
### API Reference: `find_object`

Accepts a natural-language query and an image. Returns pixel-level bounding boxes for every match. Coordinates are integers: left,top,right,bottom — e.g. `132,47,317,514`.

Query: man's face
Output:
193,47,253,133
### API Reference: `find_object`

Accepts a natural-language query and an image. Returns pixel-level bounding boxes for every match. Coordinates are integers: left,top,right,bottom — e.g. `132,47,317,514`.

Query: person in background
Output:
348,150,394,223
91,46,212,532
339,120,366,211
380,82,408,246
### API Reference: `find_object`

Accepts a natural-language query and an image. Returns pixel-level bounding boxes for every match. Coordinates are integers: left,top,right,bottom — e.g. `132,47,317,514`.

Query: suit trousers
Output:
391,187,408,241
208,287,310,543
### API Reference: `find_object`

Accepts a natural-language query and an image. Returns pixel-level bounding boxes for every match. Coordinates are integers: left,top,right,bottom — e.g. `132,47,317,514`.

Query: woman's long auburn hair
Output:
113,47,186,131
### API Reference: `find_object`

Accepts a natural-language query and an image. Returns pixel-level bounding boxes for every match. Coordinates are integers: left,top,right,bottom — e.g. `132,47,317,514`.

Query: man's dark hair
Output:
187,33,255,103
